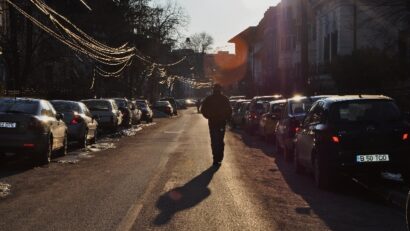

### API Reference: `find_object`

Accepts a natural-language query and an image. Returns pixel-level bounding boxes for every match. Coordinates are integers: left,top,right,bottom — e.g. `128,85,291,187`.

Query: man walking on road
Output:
201,84,232,166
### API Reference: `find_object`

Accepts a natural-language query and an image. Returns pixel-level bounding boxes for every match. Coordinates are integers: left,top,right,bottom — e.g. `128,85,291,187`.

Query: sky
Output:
172,0,281,54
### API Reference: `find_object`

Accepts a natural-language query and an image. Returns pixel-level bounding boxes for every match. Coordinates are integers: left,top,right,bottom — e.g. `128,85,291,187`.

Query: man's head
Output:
213,84,222,95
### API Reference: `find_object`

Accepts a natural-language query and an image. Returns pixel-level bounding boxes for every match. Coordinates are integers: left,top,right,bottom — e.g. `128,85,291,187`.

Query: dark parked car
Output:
153,101,174,116
160,97,178,115
135,100,153,123
0,98,67,165
294,95,410,189
276,96,329,161
51,100,98,148
82,99,122,132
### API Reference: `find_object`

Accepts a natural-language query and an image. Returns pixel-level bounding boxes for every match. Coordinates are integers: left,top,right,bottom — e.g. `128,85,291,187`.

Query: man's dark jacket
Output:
201,93,232,127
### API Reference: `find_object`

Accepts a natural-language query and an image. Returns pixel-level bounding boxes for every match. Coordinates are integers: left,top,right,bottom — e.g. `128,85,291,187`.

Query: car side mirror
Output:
56,113,64,121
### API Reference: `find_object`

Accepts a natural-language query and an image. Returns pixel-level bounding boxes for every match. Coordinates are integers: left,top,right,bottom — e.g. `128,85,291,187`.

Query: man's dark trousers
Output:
209,122,226,163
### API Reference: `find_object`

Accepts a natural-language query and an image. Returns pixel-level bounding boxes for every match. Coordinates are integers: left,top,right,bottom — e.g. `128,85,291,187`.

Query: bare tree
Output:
187,32,214,53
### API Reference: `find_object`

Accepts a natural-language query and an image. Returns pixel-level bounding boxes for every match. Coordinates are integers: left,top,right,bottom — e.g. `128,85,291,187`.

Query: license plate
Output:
356,154,390,163
0,122,16,128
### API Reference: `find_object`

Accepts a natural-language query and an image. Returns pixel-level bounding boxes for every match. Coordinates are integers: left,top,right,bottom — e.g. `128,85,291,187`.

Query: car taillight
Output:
295,127,300,133
332,136,340,143
28,117,43,131
250,112,258,120
289,119,300,137
403,133,409,141
70,115,82,125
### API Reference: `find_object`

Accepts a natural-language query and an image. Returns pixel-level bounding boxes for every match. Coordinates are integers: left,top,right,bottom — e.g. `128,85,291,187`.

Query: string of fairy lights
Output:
6,0,211,89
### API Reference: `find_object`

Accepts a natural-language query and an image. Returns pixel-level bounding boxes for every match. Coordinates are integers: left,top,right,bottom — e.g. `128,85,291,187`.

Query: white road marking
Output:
115,156,169,231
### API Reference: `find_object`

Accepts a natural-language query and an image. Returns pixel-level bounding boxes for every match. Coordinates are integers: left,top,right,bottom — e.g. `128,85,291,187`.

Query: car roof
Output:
51,100,81,104
252,95,282,100
82,99,112,102
320,95,392,103
269,99,287,105
1,97,42,102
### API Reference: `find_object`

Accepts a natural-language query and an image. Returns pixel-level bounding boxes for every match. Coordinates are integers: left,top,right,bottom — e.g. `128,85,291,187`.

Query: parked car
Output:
176,99,188,109
51,100,98,148
184,99,196,107
229,96,247,100
113,98,133,127
294,95,410,189
258,99,286,142
231,100,251,128
0,98,67,165
160,97,178,115
276,95,329,161
153,101,174,116
245,95,283,134
129,101,142,124
135,99,153,123
82,99,122,132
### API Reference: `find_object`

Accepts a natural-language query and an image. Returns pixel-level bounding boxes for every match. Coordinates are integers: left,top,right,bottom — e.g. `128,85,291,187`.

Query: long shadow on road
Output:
153,166,220,226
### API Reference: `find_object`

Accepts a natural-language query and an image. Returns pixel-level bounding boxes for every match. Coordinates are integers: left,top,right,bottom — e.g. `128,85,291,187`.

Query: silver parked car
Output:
135,100,153,123
0,98,68,165
129,101,142,124
82,99,122,132
51,100,98,148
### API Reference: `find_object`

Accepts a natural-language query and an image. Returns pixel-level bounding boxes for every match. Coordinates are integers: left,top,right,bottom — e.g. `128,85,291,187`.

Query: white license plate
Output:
356,154,390,163
0,122,16,128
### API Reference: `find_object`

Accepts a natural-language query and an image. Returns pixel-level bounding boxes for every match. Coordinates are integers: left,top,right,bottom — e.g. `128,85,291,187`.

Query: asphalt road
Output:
0,108,407,231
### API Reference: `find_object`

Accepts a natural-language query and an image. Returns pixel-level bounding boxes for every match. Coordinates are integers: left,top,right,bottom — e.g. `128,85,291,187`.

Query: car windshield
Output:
136,102,147,108
330,100,402,124
83,100,111,111
155,101,170,107
114,99,127,108
51,102,81,113
0,99,39,115
289,100,314,115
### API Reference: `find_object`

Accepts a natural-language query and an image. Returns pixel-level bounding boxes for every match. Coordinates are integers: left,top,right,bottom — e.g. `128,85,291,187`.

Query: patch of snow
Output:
0,182,11,198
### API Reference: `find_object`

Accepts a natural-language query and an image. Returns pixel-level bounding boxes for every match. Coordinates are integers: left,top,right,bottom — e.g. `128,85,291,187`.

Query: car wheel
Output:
275,143,283,155
313,154,332,190
57,134,68,157
79,130,88,149
36,136,52,165
284,147,293,162
294,149,304,175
